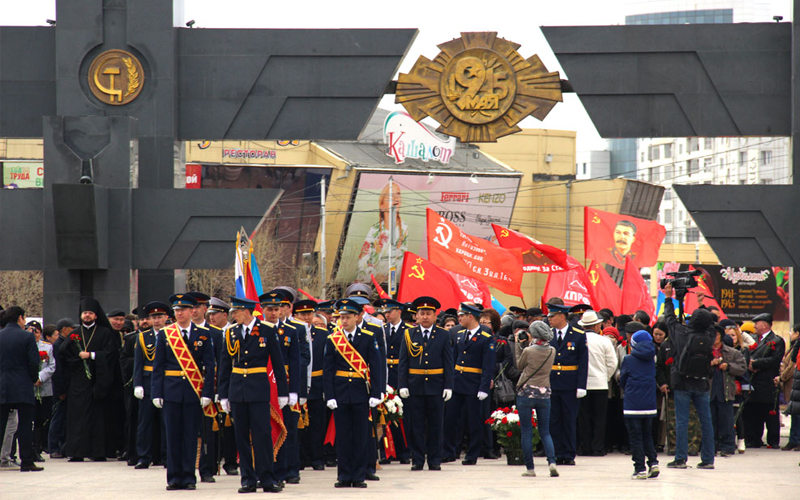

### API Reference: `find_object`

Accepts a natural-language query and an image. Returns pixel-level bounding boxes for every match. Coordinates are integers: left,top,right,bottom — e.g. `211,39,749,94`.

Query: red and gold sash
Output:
163,324,217,418
329,326,371,392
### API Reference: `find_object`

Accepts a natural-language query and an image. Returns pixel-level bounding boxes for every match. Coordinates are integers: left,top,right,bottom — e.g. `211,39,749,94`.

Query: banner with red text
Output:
584,207,666,270
426,209,523,297
491,223,574,273
542,259,598,309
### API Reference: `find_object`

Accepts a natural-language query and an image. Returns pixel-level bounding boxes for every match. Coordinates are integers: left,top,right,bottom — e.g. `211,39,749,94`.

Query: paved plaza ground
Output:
2,444,798,500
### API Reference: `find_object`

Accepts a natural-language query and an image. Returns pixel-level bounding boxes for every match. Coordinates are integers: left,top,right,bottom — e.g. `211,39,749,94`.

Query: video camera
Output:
659,269,702,291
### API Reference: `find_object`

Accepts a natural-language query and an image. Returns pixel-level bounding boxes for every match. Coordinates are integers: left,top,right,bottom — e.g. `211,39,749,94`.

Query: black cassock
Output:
59,323,116,459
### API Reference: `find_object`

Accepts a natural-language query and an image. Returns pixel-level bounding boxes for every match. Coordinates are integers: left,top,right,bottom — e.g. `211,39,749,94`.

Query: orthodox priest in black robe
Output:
59,297,116,461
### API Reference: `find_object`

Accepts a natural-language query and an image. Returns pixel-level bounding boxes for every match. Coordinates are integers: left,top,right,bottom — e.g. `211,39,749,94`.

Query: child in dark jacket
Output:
620,330,659,479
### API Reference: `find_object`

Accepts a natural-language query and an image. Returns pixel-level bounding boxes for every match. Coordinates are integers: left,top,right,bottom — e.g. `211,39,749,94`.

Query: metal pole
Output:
320,177,327,299
565,180,571,254
388,177,394,289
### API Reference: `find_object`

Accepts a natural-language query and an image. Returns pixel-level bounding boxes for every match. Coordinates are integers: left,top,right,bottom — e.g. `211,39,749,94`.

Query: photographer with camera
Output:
514,321,557,477
662,282,717,469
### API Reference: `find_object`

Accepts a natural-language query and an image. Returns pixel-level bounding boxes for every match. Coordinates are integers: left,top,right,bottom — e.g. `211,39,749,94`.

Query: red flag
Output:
621,256,655,319
542,258,598,309
584,207,666,270
298,288,318,301
586,260,622,314
370,274,391,300
324,413,336,446
397,252,492,310
426,208,523,297
683,265,728,319
491,223,574,273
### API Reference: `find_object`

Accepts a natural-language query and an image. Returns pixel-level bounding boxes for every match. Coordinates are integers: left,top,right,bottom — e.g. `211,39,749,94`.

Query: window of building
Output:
703,158,713,172
664,208,672,221
650,145,660,161
688,159,699,175
704,138,713,150
685,227,700,242
582,163,587,175
738,151,747,166
761,179,772,185
719,158,725,170
687,138,699,152
664,164,674,179
641,152,645,162
651,166,659,182
761,150,772,166
665,233,675,244
664,143,673,158
664,189,672,201
679,144,684,154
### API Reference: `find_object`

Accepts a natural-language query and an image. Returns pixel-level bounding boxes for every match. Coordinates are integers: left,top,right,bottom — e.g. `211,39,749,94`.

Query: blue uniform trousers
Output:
367,406,379,474
276,406,299,480
445,392,484,462
406,394,444,467
334,402,369,483
162,401,201,487
198,414,218,477
550,390,579,460
306,399,326,467
231,401,276,488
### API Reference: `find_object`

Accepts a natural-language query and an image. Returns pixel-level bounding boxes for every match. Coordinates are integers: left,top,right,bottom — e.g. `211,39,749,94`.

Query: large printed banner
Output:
397,252,492,309
492,223,573,273
2,162,43,188
584,207,665,270
656,263,790,321
427,208,523,297
335,172,520,285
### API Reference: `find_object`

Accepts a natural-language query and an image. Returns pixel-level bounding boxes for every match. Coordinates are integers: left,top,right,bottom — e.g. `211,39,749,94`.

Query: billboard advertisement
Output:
335,171,521,286
2,162,43,188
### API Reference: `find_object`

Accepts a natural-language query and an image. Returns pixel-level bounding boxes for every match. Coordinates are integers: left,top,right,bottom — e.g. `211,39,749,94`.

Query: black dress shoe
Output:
263,483,282,493
334,481,351,488
200,475,216,483
312,464,325,471
410,464,423,471
441,457,455,463
561,458,576,466
400,458,411,465
428,465,441,471
352,482,368,488
482,451,499,459
238,486,257,493
20,464,44,472
92,457,107,462
34,454,45,462
326,459,337,467
50,452,64,459
127,459,137,466
378,458,391,465
135,461,150,469
68,457,84,462
285,476,300,484
184,484,196,490
223,464,239,475
365,472,380,481
166,484,184,491
461,459,477,465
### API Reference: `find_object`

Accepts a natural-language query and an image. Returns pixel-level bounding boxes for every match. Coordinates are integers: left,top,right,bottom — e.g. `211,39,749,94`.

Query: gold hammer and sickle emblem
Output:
589,270,599,287
95,66,122,102
500,229,509,238
408,264,426,281
88,49,145,106
591,215,601,224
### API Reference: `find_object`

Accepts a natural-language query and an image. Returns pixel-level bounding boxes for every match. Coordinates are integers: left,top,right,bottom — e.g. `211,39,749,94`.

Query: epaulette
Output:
196,325,209,330
360,328,374,337
262,320,276,328
457,328,467,334
481,332,491,338
367,321,381,328
41,340,52,345
208,324,223,332
404,322,414,327
282,322,297,330
573,327,585,334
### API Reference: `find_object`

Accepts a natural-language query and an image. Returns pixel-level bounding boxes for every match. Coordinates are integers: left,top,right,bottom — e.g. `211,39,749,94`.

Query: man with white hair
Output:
576,310,618,457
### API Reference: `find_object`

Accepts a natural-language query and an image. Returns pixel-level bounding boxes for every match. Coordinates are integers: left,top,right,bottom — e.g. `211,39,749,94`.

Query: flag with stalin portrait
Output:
584,207,666,270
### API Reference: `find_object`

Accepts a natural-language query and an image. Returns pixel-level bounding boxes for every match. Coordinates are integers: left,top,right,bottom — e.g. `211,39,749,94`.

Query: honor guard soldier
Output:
323,299,382,488
378,298,411,465
218,296,289,493
292,299,329,470
443,303,495,465
398,297,454,470
185,292,224,483
317,301,335,331
264,289,305,486
546,302,588,466
151,294,216,490
132,301,170,469
206,297,238,476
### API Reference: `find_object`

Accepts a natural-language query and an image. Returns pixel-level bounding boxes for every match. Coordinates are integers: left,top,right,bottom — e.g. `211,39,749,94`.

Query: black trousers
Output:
577,389,608,455
334,402,369,483
231,401,276,488
0,403,34,467
743,401,780,447
275,407,300,480
162,401,201,487
406,394,444,467
198,415,218,477
304,399,326,467
444,392,484,462
550,390,580,460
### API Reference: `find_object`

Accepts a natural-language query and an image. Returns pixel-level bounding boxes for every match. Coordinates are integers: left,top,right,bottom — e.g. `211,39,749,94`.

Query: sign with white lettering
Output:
383,111,456,165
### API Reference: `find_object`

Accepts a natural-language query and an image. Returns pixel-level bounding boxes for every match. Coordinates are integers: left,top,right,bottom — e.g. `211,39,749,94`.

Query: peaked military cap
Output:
413,296,440,311
186,292,211,304
293,299,317,314
229,296,258,310
317,300,335,313
208,297,231,313
259,290,287,306
345,283,372,298
169,294,198,308
335,299,363,315
274,286,297,304
458,302,482,318
144,301,170,316
546,303,571,316
376,298,404,311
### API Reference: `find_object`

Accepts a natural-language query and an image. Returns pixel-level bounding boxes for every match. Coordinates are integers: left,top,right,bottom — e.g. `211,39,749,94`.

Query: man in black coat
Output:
0,306,44,472
744,312,785,448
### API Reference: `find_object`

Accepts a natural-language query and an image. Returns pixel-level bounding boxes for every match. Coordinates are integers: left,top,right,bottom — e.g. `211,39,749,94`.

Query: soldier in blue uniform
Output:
132,301,170,469
265,289,305,485
218,296,288,493
186,292,225,483
398,296,454,470
323,299,382,488
378,298,411,464
546,302,589,466
151,294,216,491
443,303,495,465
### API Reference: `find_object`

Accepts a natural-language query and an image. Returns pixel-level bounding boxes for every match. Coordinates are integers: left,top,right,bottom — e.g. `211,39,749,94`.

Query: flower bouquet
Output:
487,406,540,465
382,385,404,424
70,332,92,380
35,350,48,402
378,385,405,460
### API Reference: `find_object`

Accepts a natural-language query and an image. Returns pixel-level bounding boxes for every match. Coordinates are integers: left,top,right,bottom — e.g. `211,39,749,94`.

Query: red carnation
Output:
769,410,777,416
516,421,521,427
749,343,758,351
388,393,395,400
503,407,511,414
485,418,493,425
506,431,513,438
513,408,518,414
39,351,48,361
501,417,508,424
533,421,538,428
665,357,674,366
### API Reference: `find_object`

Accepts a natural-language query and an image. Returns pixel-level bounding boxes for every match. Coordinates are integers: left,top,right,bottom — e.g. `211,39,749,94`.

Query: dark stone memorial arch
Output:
0,0,416,320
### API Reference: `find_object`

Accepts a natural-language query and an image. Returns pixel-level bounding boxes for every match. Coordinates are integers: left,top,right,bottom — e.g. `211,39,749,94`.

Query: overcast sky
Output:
3,0,794,151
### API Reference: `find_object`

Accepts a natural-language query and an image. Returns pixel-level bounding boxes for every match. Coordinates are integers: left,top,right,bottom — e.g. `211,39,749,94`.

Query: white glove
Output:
278,396,289,408
477,391,488,401
443,389,452,401
214,394,220,403
327,399,338,410
576,388,587,399
299,398,307,405
399,388,410,398
369,397,381,408
289,393,298,406
201,397,212,407
134,386,144,400
221,399,231,414
153,398,164,409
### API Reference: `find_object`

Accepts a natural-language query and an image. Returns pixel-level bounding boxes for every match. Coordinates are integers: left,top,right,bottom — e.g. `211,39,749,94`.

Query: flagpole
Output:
388,176,394,296
320,177,327,299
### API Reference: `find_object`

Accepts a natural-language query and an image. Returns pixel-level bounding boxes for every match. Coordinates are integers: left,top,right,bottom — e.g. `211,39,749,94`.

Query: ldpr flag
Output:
397,252,492,310
426,208,523,297
491,223,574,273
584,207,666,270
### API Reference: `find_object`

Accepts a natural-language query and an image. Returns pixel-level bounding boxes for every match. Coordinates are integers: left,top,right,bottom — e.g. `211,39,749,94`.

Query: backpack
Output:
678,332,714,380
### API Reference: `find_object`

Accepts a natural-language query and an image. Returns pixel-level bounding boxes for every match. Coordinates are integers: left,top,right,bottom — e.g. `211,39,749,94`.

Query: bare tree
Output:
0,270,44,317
